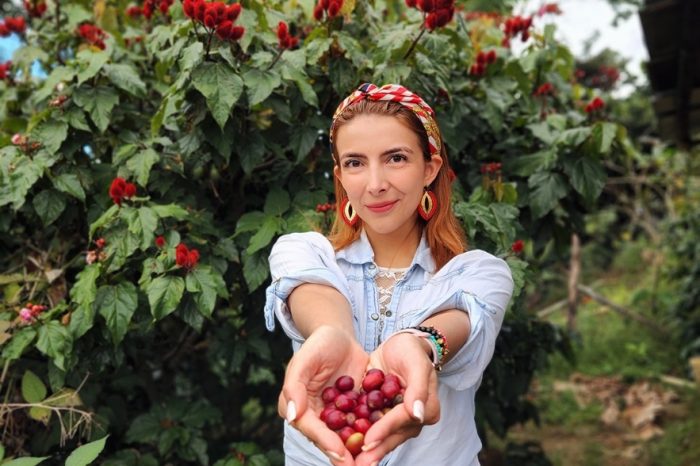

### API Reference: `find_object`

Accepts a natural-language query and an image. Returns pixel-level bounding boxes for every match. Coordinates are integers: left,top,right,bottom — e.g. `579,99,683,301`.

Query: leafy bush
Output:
0,0,625,462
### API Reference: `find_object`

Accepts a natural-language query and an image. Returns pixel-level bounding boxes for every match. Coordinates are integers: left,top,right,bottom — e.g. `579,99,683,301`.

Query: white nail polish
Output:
324,450,344,462
361,440,381,452
413,400,425,423
286,400,297,423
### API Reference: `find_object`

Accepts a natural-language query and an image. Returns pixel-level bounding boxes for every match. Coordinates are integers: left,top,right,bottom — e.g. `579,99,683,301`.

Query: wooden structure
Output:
639,0,700,147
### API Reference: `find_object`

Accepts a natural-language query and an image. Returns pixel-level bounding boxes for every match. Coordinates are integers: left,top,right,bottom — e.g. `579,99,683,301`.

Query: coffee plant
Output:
0,0,626,463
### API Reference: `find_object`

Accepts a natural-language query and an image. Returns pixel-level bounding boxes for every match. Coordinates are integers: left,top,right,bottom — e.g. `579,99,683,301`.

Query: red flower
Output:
124,182,137,198
0,23,9,37
511,239,524,254
481,162,502,174
5,17,27,34
226,3,241,21
109,177,127,205
187,1,244,41
24,0,47,18
277,21,288,41
175,243,200,271
486,50,496,64
0,61,11,80
155,236,166,248
77,23,108,50
534,82,554,96
405,0,417,6
537,3,562,16
216,20,234,39
313,3,324,20
126,5,142,17
95,238,106,249
585,96,605,113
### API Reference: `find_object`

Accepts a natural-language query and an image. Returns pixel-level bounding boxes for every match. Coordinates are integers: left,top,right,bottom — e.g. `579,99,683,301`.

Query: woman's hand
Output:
278,325,369,465
354,333,440,466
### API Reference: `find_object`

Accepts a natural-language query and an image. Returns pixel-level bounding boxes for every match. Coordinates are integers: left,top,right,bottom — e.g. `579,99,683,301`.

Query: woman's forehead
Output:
335,114,421,153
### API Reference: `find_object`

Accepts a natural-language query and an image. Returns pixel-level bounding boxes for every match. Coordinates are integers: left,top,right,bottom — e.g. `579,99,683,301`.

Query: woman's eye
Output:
343,159,361,168
389,154,407,163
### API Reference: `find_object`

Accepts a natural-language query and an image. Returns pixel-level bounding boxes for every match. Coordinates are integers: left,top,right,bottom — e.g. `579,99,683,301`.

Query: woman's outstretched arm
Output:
287,283,355,338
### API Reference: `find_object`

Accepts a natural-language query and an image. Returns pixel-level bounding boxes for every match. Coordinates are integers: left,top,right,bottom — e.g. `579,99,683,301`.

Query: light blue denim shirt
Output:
264,229,514,465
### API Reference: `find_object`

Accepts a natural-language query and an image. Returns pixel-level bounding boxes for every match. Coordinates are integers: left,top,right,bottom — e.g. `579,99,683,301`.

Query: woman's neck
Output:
365,221,422,268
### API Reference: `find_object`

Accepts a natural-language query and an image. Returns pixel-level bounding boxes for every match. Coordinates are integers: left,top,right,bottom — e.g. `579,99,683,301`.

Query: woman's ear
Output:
424,154,443,186
333,165,342,182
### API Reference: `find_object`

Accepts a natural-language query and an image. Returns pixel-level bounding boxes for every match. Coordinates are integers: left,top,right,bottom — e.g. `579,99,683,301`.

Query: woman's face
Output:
333,114,442,239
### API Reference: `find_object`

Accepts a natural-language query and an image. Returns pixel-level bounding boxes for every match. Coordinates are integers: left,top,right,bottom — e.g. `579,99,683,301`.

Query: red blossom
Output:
155,236,166,248
537,3,562,16
0,23,9,37
124,182,137,198
0,61,11,80
480,162,502,174
24,0,47,18
534,82,554,96
175,243,200,271
511,239,524,254
126,5,142,17
314,0,343,21
183,0,244,42
77,23,107,49
109,177,127,205
95,238,106,249
585,96,605,113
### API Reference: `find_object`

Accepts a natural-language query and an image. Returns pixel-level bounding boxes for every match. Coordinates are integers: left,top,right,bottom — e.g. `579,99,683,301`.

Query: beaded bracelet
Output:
389,326,449,371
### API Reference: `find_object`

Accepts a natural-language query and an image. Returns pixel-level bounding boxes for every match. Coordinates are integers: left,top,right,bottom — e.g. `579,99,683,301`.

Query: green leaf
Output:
33,189,66,226
104,64,147,96
73,86,119,133
235,211,266,236
506,257,528,298
126,148,159,187
593,122,617,154
1,328,36,360
29,406,51,424
0,149,44,211
76,50,110,85
527,122,555,145
33,120,68,154
246,216,281,254
505,149,557,177
89,204,119,238
243,69,282,106
3,456,50,466
242,252,269,291
289,125,318,163
147,276,185,320
52,173,85,201
34,66,76,102
68,304,96,339
179,42,204,72
65,435,109,466
566,157,607,205
192,62,244,129
185,267,218,317
95,282,138,345
263,188,290,216
36,322,72,371
528,172,569,219
137,207,158,250
557,127,592,146
21,370,47,403
152,203,189,220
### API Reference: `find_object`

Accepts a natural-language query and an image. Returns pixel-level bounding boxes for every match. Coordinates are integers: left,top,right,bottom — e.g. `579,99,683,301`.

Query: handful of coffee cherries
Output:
320,369,404,457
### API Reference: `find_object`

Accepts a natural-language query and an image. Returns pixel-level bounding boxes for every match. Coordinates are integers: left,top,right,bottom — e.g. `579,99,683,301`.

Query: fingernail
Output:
324,450,345,462
413,400,425,423
286,400,297,423
361,440,381,452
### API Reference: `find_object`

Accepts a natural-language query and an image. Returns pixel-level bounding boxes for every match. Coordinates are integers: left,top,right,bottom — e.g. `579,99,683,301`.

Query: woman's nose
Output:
367,165,389,195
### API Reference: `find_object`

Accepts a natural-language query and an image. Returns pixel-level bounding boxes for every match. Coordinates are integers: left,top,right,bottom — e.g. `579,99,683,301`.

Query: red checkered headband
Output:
329,83,442,159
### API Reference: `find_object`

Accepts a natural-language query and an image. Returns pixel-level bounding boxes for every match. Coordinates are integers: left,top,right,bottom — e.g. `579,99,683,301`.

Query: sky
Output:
1,0,649,91
520,0,649,93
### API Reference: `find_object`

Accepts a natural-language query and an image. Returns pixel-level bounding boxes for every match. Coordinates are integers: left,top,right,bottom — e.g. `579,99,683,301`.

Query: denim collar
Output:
336,228,436,274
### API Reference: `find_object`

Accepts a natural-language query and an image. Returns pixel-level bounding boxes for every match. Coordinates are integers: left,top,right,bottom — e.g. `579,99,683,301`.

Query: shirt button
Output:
385,311,392,317
368,264,376,270
371,313,379,320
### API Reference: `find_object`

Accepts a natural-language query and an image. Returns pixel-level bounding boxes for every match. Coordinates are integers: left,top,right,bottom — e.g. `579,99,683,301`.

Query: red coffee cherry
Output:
322,386,340,404
335,375,354,392
362,368,385,392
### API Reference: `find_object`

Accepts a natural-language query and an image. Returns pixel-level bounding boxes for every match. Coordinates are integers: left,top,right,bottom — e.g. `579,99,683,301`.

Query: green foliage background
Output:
0,0,629,463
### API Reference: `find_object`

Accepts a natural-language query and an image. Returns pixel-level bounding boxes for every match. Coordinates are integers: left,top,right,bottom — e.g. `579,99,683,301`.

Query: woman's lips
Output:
366,200,398,213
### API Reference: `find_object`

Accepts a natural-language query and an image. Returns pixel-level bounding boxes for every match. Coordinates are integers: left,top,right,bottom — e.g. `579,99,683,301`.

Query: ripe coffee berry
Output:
321,370,405,457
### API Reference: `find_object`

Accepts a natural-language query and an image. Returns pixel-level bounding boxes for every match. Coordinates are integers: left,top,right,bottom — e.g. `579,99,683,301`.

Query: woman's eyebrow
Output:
339,146,414,160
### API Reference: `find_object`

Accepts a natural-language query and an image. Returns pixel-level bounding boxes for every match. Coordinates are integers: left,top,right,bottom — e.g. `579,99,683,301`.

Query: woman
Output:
264,83,514,466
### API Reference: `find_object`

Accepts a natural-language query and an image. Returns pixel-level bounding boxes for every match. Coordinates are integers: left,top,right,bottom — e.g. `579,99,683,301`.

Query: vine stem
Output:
205,30,214,59
403,25,427,60
267,48,284,71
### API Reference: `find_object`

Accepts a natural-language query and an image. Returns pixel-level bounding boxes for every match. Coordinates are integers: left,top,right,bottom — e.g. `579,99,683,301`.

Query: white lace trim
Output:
375,266,408,315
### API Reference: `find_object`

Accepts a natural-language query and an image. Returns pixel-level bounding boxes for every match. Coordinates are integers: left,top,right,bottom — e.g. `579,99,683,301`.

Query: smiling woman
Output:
264,83,514,466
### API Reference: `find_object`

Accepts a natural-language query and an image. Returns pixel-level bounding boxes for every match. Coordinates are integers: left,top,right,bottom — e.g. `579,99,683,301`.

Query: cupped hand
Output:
278,325,369,465
354,333,440,466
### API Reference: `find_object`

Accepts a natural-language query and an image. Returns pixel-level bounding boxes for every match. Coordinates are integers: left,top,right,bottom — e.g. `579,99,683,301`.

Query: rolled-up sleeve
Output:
403,250,514,391
264,232,354,343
